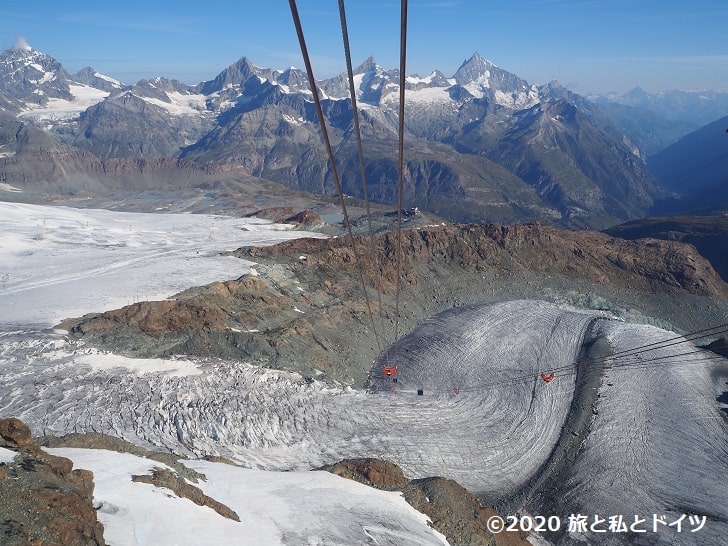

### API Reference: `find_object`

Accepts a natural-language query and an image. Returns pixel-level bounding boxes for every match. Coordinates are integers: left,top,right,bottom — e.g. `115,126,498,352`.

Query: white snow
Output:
140,91,207,116
94,71,122,87
282,113,305,126
0,446,17,464
403,85,452,104
406,72,439,85
0,182,22,192
272,81,291,94
353,72,365,90
0,202,326,326
75,350,203,377
464,73,491,97
46,448,448,546
19,83,109,122
493,88,540,109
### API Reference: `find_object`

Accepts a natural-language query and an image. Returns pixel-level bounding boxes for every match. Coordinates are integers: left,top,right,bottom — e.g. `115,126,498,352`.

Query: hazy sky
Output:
1,1,727,94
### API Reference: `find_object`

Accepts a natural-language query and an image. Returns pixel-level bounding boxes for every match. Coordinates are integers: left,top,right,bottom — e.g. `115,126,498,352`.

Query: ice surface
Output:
0,183,22,192
552,320,728,545
2,299,726,544
139,91,208,116
0,202,326,326
0,302,599,498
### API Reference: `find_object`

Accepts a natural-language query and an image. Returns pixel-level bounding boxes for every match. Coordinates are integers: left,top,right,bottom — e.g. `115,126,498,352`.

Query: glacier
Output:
1,203,727,545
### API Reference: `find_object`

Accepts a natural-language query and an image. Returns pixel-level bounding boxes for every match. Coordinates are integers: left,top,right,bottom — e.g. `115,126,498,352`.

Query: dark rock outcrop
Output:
322,458,529,546
245,208,327,230
0,418,106,546
131,468,240,522
605,215,728,282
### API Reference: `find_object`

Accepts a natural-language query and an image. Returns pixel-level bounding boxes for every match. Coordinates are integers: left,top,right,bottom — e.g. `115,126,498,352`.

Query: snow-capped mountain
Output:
0,42,121,128
0,44,75,105
1,43,716,226
451,51,540,108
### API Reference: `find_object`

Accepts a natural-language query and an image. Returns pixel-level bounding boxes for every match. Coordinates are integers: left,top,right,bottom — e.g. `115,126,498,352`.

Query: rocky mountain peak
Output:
623,86,650,101
452,51,495,84
0,45,73,104
540,80,566,93
198,56,272,95
406,69,451,91
354,56,378,74
73,66,123,93
451,51,539,108
134,76,191,97
274,66,309,90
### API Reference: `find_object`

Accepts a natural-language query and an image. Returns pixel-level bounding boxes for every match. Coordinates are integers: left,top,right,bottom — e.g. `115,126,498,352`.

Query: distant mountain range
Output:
593,86,728,126
1,45,726,227
648,115,728,214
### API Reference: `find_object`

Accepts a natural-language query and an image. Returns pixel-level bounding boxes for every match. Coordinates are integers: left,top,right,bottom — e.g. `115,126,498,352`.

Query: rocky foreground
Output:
0,418,105,546
59,222,728,386
1,418,529,546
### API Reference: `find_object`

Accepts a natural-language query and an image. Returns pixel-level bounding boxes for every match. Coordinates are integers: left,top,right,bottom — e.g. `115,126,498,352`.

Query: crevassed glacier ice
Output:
1,299,727,545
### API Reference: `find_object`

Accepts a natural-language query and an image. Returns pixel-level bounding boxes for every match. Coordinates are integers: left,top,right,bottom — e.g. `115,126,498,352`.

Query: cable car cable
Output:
337,0,386,354
288,0,383,354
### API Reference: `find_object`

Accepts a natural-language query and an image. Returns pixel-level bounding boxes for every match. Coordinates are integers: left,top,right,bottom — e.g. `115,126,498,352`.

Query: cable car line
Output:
336,0,387,349
288,0,384,355
288,1,727,403
394,0,408,357
289,0,411,363
590,323,728,364
372,325,728,397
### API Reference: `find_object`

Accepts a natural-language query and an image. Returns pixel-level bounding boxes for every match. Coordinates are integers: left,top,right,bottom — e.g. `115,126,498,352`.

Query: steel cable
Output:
288,0,383,354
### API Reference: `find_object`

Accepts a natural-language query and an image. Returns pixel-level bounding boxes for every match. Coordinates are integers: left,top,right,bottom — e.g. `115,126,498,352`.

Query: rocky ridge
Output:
605,215,728,281
58,223,728,386
131,468,240,522
0,418,105,546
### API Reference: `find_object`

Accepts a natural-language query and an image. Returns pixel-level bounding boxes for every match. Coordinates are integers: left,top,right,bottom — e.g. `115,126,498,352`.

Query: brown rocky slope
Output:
0,418,106,546
605,214,728,282
58,222,728,386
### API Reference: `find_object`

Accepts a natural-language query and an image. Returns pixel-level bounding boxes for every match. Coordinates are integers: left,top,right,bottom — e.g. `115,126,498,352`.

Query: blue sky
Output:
1,1,727,94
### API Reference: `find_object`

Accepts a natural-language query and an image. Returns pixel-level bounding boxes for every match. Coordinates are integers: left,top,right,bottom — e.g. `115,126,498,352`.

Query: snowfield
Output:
45,448,448,546
1,203,727,545
19,83,110,122
0,202,326,326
